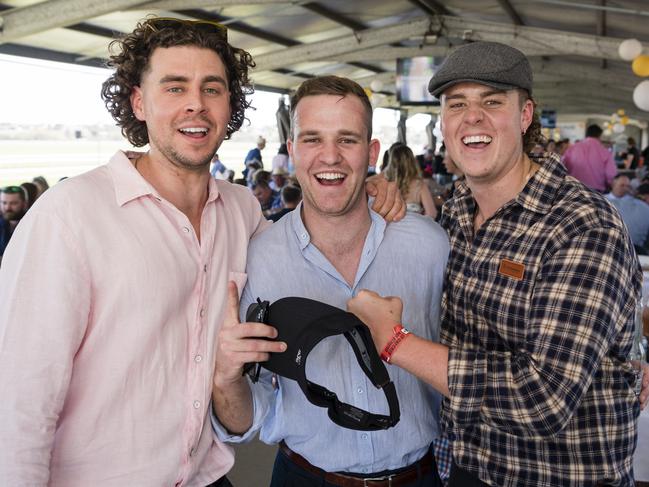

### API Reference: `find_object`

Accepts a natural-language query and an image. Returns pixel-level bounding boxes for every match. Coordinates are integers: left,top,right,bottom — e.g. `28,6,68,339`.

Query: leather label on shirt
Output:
499,259,525,280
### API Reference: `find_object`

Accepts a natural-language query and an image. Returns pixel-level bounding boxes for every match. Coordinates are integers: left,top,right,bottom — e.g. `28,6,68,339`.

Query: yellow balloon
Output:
621,115,629,125
617,109,625,116
632,55,649,77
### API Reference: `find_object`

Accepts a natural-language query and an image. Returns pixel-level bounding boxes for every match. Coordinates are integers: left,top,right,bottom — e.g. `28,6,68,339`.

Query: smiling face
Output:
288,94,379,218
130,46,232,172
440,82,533,186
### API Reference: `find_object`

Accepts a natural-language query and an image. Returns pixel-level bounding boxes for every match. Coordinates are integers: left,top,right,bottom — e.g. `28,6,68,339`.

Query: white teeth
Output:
180,127,208,133
316,172,345,180
462,135,492,144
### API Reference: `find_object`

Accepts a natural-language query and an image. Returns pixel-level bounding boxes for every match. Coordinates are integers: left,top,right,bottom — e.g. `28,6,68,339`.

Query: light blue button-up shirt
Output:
605,193,649,249
215,204,449,474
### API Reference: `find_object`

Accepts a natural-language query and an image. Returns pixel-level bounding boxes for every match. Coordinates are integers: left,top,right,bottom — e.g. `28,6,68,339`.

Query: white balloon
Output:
370,93,382,106
612,122,625,134
633,80,649,111
619,38,643,61
370,80,383,92
603,129,612,137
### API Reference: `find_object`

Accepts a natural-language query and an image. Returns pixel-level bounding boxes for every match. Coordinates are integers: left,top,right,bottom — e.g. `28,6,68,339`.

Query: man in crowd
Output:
269,166,289,191
0,185,28,261
252,179,282,217
348,41,644,487
211,76,450,486
268,184,301,222
562,123,617,192
606,174,649,255
0,19,403,486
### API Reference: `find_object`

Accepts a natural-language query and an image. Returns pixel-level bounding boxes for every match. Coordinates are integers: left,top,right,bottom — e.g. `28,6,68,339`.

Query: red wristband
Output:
380,324,411,363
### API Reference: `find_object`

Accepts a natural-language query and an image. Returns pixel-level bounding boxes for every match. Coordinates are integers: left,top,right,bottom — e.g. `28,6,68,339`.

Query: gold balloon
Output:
632,55,649,77
621,115,629,125
617,109,625,116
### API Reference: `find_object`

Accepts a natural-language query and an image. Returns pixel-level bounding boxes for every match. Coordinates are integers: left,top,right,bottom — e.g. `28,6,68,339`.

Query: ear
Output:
368,138,380,169
130,85,146,122
520,98,534,133
287,138,294,159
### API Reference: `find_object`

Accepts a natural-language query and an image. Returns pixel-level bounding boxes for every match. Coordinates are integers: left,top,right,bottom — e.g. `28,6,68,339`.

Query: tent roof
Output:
1,0,648,121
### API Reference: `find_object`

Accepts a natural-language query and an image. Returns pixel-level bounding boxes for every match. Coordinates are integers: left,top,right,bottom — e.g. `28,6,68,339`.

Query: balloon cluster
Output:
618,39,649,111
602,109,629,137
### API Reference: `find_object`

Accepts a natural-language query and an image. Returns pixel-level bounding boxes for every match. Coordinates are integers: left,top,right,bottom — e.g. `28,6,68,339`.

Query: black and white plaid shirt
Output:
439,154,642,486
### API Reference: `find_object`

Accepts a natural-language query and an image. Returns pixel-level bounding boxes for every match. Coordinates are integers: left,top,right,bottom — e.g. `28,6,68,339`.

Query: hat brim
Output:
429,78,524,98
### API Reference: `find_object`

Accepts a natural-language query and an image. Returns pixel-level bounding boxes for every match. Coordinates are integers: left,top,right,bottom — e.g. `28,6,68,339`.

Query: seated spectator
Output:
20,182,38,209
271,143,289,172
1,185,28,262
384,144,437,218
32,176,49,199
637,183,649,205
252,180,282,218
251,169,271,187
606,174,649,255
209,153,228,179
270,167,289,192
268,185,301,222
245,160,263,187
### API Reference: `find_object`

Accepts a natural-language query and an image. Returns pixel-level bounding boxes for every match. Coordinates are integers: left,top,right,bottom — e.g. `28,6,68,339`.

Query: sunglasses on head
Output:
145,17,228,42
2,186,24,194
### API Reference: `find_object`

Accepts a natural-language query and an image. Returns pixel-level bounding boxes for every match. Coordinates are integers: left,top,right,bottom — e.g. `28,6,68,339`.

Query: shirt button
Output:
193,400,201,409
357,387,363,394
182,227,190,233
190,448,195,457
194,355,203,363
361,433,368,440
200,308,205,317
301,233,307,239
203,264,207,272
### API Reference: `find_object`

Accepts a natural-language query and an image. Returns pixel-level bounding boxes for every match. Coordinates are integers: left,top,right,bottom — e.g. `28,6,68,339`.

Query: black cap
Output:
428,41,533,97
245,297,400,431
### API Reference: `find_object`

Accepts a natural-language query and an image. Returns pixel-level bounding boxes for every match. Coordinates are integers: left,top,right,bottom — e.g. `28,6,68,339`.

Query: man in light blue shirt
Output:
212,76,449,486
606,174,649,255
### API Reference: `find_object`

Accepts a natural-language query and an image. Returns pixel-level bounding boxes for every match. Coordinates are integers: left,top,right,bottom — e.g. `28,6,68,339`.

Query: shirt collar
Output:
446,153,564,219
108,150,220,207
289,202,386,253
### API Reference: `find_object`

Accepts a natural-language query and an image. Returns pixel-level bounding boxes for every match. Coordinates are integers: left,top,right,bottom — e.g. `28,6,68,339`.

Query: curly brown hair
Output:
518,90,544,154
101,17,255,147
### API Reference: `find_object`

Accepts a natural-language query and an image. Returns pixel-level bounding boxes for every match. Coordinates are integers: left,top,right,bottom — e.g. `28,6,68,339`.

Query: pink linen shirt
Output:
0,151,268,486
562,137,617,192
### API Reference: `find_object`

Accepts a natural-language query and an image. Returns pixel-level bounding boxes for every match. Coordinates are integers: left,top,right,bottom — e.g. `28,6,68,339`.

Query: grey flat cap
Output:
428,41,533,97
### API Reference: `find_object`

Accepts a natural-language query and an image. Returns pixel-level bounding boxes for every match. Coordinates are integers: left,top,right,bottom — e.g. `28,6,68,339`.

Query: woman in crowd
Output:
384,144,437,218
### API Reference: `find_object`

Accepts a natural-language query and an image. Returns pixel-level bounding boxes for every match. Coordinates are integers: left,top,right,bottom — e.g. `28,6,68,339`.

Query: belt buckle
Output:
363,473,394,486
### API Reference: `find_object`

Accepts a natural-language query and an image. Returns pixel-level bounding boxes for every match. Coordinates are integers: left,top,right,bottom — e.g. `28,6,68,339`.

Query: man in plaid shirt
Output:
349,41,647,486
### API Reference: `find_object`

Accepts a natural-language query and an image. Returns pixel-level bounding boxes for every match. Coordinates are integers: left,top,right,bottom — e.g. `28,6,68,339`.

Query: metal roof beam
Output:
428,15,648,60
0,0,150,44
301,2,367,31
175,8,383,73
407,0,453,16
253,17,433,72
138,0,295,8
496,0,524,25
253,15,648,74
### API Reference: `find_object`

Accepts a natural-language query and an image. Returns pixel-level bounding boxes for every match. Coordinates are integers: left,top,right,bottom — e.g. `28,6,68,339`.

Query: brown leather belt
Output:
279,440,433,487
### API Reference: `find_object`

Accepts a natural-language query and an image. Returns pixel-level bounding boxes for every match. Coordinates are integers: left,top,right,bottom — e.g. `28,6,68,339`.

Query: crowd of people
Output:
0,16,648,487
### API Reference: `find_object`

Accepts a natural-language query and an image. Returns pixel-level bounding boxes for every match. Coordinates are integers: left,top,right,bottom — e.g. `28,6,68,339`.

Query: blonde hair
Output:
383,145,421,200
